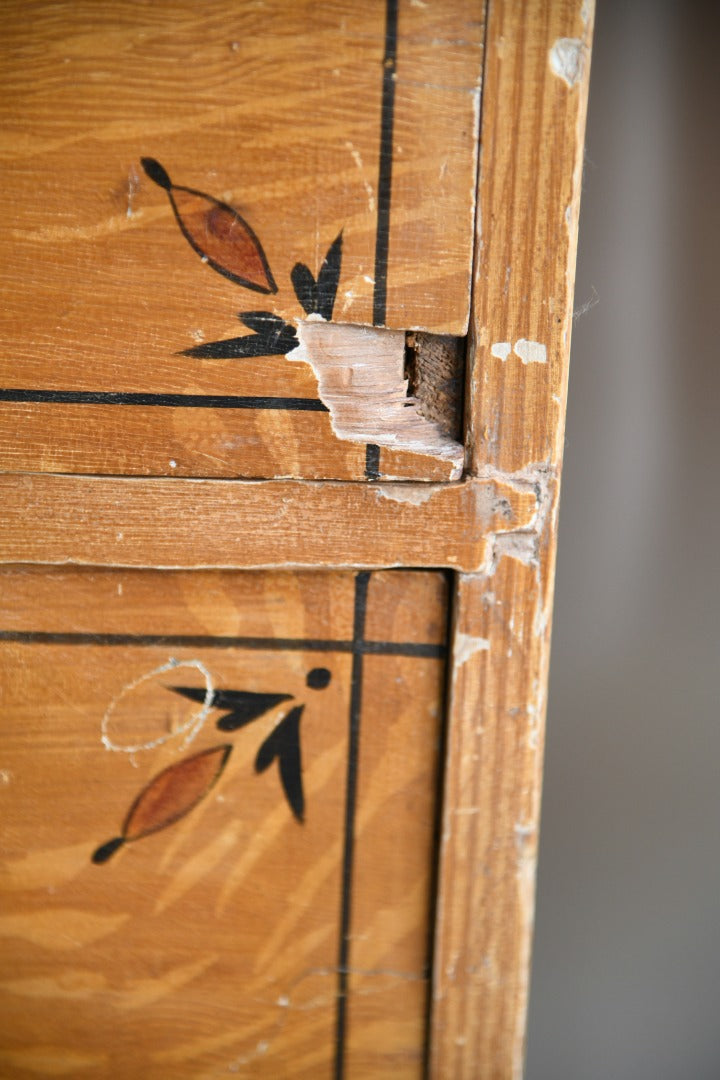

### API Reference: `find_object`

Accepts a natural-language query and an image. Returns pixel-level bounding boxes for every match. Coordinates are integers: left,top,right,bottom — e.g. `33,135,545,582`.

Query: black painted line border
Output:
0,389,327,412
0,630,444,659
364,0,399,482
364,443,381,481
373,0,398,328
334,570,370,1079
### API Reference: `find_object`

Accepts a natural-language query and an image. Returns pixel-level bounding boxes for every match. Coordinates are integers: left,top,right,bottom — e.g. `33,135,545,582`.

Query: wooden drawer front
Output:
0,567,446,1078
1,0,481,482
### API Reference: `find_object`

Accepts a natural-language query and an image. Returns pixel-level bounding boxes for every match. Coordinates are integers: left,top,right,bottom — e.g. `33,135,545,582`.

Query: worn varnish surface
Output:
0,0,482,481
0,568,446,1078
430,2,594,1076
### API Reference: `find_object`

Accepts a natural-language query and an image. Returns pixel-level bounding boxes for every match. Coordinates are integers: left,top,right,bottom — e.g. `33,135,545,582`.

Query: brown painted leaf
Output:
141,158,277,294
122,744,232,842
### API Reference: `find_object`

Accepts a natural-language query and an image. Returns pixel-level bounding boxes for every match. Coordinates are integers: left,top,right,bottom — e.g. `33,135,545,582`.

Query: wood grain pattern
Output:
430,1,595,1076
0,568,446,1078
0,0,483,481
0,474,537,573
0,397,460,482
0,1,595,1071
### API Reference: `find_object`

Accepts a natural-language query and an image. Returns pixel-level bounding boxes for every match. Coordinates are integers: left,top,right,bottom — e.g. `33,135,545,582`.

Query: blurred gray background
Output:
526,1,720,1077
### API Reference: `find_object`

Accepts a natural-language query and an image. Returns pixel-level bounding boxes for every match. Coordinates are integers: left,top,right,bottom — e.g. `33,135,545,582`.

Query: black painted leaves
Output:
169,685,309,821
171,685,293,731
255,705,305,822
171,673,330,823
93,667,332,863
180,311,298,361
291,232,343,320
142,157,344,363
142,157,345,367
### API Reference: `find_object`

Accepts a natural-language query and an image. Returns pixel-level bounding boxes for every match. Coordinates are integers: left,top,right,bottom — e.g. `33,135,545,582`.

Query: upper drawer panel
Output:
0,0,482,480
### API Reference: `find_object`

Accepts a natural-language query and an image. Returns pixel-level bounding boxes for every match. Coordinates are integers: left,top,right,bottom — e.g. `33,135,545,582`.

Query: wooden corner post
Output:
430,2,594,1076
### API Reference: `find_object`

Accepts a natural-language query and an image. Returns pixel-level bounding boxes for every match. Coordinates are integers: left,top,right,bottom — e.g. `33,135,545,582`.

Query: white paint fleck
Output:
374,484,440,507
491,339,547,364
169,459,177,469
549,37,585,87
345,141,376,213
490,341,512,361
125,164,139,219
581,0,591,26
493,530,537,567
454,631,490,667
515,821,536,843
513,339,547,364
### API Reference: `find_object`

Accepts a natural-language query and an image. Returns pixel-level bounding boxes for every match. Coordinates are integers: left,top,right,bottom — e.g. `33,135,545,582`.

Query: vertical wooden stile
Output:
430,2,595,1076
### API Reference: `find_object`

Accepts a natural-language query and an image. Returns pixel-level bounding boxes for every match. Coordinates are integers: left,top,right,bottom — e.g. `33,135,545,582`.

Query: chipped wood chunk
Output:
288,320,464,474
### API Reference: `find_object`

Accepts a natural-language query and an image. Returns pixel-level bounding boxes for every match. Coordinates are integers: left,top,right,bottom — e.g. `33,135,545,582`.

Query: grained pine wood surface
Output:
0,1,594,1076
0,568,446,1078
0,473,536,573
0,0,482,481
430,2,594,1076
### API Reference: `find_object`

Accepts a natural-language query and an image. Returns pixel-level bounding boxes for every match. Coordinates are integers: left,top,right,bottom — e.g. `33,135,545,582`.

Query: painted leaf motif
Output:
255,705,305,822
315,231,343,320
291,231,343,320
170,685,293,731
141,157,277,294
180,311,298,360
123,744,232,841
92,744,232,864
290,263,317,317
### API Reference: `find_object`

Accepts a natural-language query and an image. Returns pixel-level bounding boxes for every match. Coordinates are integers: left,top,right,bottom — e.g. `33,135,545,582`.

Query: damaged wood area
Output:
289,319,465,479
405,331,465,442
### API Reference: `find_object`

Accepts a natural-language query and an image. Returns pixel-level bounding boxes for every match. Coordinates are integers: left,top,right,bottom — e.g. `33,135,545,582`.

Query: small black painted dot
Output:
306,667,331,690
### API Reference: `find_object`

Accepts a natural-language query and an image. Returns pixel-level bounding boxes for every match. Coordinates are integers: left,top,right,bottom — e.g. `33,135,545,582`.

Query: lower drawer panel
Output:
0,567,447,1078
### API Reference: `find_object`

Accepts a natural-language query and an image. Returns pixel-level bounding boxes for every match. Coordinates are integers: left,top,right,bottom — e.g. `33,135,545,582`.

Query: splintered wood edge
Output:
0,474,537,574
430,1,595,1077
408,331,465,441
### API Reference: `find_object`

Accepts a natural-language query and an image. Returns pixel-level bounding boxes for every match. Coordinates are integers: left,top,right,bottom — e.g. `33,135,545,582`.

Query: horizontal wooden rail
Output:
0,473,537,573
